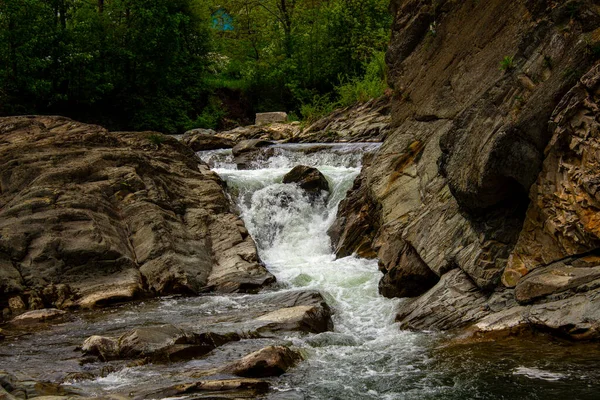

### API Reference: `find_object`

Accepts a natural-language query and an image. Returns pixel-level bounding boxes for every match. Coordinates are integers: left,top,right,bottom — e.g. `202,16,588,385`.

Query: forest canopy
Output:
0,0,391,133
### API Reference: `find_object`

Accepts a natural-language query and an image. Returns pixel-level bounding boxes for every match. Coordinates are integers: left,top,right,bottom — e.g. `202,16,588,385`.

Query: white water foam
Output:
513,367,567,381
204,145,432,399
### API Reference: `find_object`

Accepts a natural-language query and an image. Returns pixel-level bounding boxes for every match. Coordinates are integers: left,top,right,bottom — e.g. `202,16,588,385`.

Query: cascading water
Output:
2,144,600,400
203,144,430,398
200,144,600,400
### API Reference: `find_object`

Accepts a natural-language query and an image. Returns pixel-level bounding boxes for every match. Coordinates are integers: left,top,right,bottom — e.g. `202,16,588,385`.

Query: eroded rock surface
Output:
332,0,600,338
0,116,273,320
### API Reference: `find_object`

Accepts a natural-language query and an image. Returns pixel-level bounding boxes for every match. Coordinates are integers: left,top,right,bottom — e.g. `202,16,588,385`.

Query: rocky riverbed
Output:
2,1,600,398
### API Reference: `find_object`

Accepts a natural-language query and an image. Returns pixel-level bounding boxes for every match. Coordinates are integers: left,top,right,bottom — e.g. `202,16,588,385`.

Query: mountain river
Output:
1,143,600,399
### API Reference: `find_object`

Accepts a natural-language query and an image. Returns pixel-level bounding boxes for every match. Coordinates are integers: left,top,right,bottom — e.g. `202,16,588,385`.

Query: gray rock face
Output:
282,166,330,198
332,0,600,338
0,116,273,320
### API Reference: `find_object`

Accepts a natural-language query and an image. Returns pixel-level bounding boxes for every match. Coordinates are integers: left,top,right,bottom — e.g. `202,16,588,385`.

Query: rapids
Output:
198,144,600,400
1,143,600,399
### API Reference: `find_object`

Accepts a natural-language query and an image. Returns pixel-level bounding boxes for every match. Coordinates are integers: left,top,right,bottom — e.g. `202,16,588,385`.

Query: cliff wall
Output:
333,0,600,339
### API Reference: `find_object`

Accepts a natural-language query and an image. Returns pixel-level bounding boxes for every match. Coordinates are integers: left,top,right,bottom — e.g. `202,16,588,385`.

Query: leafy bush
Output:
148,133,166,147
499,56,515,71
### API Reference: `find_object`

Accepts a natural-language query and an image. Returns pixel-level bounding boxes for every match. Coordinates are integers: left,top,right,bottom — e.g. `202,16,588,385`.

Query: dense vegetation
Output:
0,0,391,133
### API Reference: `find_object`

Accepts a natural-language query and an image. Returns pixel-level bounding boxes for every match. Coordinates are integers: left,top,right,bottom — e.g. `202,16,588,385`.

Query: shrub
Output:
148,133,165,147
499,56,515,71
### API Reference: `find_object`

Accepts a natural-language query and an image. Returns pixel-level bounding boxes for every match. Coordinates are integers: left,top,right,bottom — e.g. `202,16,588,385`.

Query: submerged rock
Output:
282,166,330,198
222,346,302,378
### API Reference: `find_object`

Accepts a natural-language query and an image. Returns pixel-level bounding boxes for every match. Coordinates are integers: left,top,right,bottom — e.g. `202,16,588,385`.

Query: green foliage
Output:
147,133,165,147
0,0,213,133
499,56,515,71
0,0,392,130
187,96,226,130
336,52,387,106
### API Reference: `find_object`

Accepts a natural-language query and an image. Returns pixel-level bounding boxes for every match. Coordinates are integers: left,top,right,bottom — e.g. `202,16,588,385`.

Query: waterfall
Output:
201,144,432,399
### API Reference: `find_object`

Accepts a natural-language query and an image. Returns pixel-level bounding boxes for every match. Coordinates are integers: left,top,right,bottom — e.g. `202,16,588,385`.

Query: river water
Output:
199,144,600,400
2,144,600,399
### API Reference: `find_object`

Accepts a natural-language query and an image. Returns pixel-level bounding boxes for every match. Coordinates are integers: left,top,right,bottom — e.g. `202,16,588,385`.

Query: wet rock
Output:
82,324,241,363
9,308,67,325
468,287,600,341
61,372,96,383
282,166,330,197
0,116,272,310
146,378,269,399
81,335,120,361
206,214,275,293
232,139,275,169
396,269,490,331
378,239,440,298
182,132,234,151
515,263,600,303
252,290,334,334
222,346,302,377
328,163,379,258
256,112,288,125
256,305,332,334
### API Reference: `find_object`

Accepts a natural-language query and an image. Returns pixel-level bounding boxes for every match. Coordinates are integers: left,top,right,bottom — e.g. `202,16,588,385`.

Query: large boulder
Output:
0,116,274,320
282,166,330,198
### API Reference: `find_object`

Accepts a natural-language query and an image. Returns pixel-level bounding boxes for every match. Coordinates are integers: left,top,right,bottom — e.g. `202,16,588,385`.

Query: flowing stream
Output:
2,144,600,399
198,144,600,400
207,143,423,398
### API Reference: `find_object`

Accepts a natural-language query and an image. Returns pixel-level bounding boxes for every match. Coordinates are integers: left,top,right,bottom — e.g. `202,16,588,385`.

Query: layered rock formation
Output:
0,116,274,320
333,0,600,339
